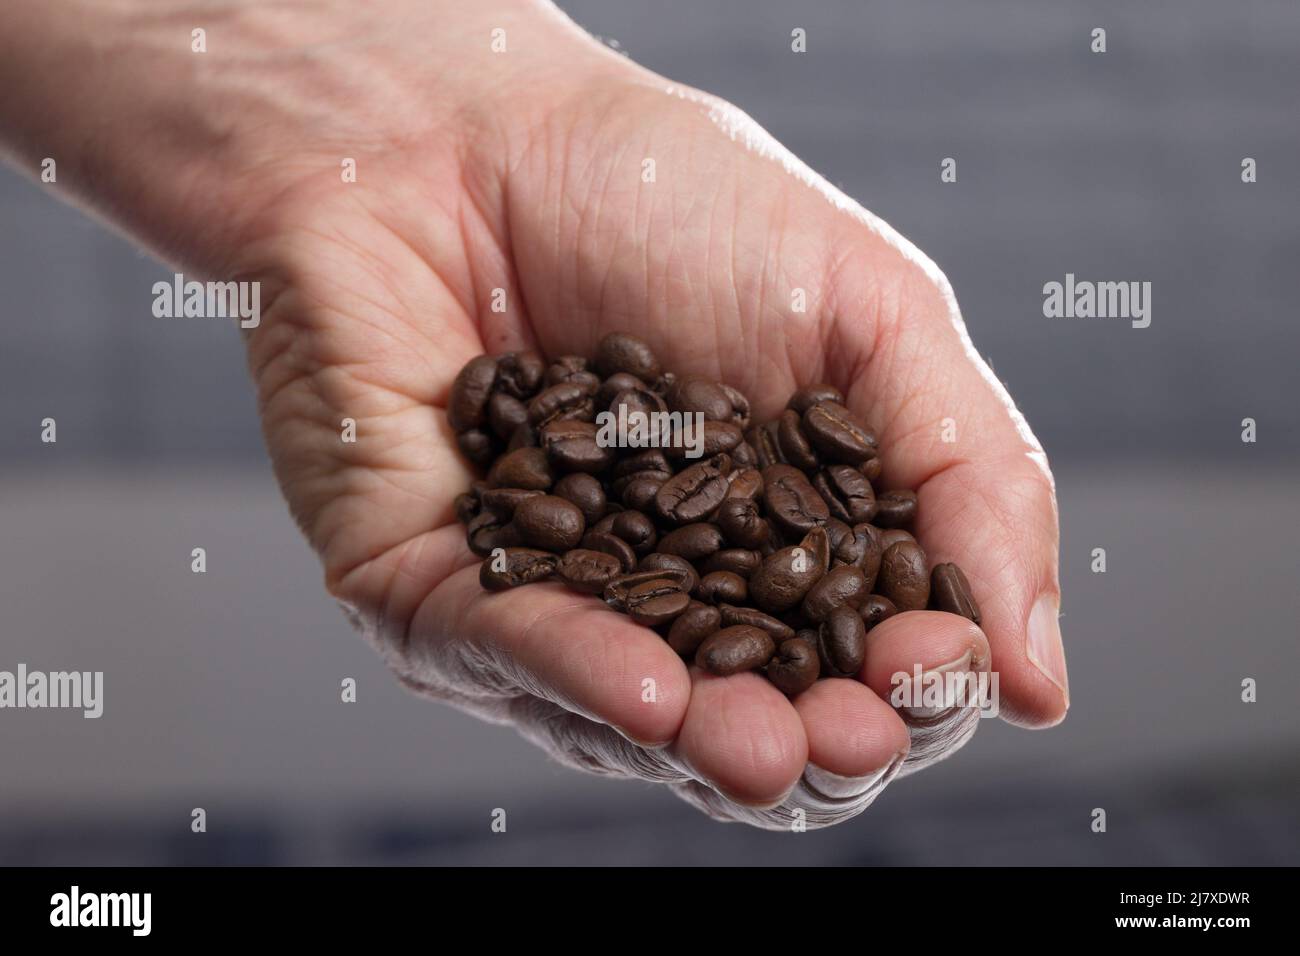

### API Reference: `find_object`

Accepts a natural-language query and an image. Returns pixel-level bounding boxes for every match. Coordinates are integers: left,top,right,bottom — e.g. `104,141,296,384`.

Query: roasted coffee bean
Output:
649,371,676,396
776,409,820,470
480,487,544,519
556,548,624,594
817,605,867,677
506,423,537,450
610,448,672,488
553,473,606,525
874,490,918,528
467,511,521,556
664,420,743,460
787,383,844,414
747,422,784,469
544,355,597,389
719,383,751,429
512,495,586,552
540,419,616,473
814,465,877,524
716,497,770,549
595,332,661,381
930,563,981,624
854,523,885,591
609,384,668,420
487,392,530,441
698,548,762,578
667,602,722,655
655,455,732,525
637,553,699,595
457,429,496,467
611,510,657,554
618,578,692,626
879,540,930,611
620,475,664,512
480,547,558,591
596,371,646,406
666,377,733,421
448,355,498,432
454,492,479,524
802,564,869,623
861,594,898,631
605,568,694,607
580,530,637,572
496,351,546,399
697,571,748,605
657,523,725,561
748,526,830,614
695,626,776,676
487,446,553,490
766,637,820,696
724,467,764,500
730,440,758,467
859,457,883,482
802,401,878,464
879,527,916,550
528,382,595,427
762,464,829,538
719,604,796,643
589,512,618,535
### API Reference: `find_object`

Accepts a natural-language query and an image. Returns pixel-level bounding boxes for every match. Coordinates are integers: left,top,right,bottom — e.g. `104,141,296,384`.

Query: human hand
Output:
1,0,1068,829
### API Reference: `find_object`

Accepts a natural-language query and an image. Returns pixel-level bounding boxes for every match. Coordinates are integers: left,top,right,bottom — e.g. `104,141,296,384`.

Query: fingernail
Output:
899,647,975,719
803,750,906,801
1027,592,1069,708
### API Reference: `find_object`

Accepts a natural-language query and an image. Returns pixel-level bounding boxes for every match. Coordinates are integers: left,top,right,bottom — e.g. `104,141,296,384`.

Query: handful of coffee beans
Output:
450,333,981,697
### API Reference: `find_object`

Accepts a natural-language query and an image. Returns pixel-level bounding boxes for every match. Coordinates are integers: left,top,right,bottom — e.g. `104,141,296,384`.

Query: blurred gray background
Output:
1,0,1297,865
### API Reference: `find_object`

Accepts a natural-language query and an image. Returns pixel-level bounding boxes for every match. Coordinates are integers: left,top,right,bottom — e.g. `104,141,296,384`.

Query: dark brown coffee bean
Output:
667,602,722,656
467,511,521,556
695,626,776,676
930,563,981,624
730,440,758,467
595,332,661,381
762,464,829,538
608,384,668,420
486,446,553,490
448,355,498,432
506,423,537,450
486,392,530,441
540,419,615,473
496,351,546,399
802,401,878,464
719,604,796,643
580,530,637,572
528,382,595,427
596,371,646,406
861,594,898,631
620,578,692,626
716,497,769,549
724,467,764,500
697,571,747,605
719,383,751,429
657,523,725,561
649,371,676,396
698,548,762,578
802,564,869,623
879,540,930,611
480,547,558,591
590,513,618,535
655,455,732,525
620,476,664,512
611,510,657,554
480,487,544,519
853,523,885,591
512,495,586,552
637,553,699,595
457,429,496,467
553,473,606,525
766,637,820,695
610,449,672,488
544,355,595,389
748,526,830,614
874,490,918,528
788,383,844,414
776,409,820,470
664,420,743,460
879,528,916,550
814,465,877,524
666,378,733,421
556,548,624,594
817,605,867,677
454,492,479,524
604,568,694,610
859,457,883,482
